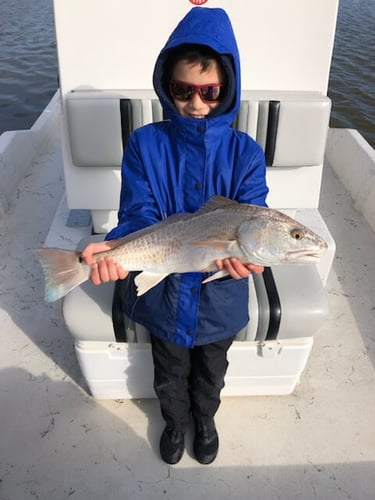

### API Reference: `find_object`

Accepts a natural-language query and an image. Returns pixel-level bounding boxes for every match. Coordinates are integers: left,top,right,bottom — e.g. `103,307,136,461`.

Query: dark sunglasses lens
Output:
200,85,223,101
171,83,193,101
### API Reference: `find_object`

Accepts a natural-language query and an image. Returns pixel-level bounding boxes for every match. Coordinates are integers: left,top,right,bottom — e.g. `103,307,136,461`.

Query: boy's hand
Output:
80,242,128,285
215,258,264,279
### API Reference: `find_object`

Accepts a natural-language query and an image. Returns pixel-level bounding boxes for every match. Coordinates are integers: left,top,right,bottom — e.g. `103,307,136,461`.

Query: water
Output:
0,0,58,133
0,0,374,147
328,0,375,147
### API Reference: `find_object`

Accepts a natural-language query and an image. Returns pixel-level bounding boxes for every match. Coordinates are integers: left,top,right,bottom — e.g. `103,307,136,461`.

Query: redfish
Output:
35,196,327,301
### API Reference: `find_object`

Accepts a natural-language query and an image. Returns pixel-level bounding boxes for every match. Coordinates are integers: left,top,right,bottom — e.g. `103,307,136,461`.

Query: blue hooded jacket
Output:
106,7,268,347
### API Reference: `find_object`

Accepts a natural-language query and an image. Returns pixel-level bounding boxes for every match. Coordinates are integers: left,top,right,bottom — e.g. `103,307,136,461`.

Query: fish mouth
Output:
286,249,325,263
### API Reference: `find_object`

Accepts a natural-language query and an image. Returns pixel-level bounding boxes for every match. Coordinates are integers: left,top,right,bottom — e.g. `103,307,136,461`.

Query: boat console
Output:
51,0,338,398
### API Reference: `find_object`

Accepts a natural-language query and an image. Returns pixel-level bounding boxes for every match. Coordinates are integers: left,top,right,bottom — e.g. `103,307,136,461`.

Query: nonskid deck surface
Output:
0,125,374,500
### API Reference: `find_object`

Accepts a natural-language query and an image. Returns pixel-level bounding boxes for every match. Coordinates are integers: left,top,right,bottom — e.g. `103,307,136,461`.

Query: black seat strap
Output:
265,100,280,166
112,279,128,342
119,99,133,150
262,267,282,340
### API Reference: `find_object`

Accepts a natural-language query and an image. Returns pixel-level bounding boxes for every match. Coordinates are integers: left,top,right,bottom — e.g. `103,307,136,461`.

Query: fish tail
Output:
34,248,90,302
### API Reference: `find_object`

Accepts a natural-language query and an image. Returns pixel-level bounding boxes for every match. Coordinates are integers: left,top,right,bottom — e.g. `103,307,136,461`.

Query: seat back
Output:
62,89,330,232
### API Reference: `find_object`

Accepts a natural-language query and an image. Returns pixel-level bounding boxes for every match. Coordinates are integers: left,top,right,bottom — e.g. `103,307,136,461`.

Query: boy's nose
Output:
190,91,205,109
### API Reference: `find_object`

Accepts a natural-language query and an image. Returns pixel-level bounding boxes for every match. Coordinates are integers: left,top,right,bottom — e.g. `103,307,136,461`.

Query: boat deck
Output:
1,122,375,500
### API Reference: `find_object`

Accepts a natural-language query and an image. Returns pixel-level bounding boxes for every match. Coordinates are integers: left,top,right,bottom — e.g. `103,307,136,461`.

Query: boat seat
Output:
60,89,334,343
58,90,334,398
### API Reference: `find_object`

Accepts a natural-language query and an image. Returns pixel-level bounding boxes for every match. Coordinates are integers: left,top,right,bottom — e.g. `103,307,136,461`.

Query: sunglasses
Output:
169,80,226,103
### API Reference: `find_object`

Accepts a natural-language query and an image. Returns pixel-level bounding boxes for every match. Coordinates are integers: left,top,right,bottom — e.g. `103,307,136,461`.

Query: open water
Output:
328,0,374,147
0,0,374,146
0,0,58,134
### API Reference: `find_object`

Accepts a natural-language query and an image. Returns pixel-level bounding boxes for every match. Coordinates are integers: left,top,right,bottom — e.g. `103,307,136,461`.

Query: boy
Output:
81,7,268,465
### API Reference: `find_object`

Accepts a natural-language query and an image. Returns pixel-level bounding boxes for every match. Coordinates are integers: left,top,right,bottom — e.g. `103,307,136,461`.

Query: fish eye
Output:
291,228,305,240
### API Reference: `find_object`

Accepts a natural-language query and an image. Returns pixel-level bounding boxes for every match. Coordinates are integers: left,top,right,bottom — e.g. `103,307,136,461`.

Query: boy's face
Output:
171,60,224,119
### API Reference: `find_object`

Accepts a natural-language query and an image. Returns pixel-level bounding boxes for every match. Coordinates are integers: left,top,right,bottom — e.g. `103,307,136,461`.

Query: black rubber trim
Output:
120,99,133,150
262,267,282,340
264,100,280,166
112,279,128,342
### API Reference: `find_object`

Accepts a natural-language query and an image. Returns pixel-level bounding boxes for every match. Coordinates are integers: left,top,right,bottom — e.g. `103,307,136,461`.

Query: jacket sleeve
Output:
105,131,161,241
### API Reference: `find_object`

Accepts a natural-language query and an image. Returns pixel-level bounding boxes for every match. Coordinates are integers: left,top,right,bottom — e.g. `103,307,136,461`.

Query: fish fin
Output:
192,239,238,251
134,271,169,296
195,196,239,215
34,248,90,302
202,270,230,284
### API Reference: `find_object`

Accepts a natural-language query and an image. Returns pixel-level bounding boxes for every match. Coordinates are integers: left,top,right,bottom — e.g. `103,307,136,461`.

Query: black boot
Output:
159,426,185,464
193,419,219,465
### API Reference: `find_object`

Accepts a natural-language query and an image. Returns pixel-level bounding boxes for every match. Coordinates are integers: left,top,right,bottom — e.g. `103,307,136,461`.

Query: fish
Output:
34,196,328,302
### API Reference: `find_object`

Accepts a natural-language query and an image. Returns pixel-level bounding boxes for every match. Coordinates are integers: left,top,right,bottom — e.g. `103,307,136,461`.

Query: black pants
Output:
150,335,234,432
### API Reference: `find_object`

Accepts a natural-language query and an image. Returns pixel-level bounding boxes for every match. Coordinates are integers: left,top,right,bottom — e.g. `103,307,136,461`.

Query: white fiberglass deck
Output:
1,117,375,499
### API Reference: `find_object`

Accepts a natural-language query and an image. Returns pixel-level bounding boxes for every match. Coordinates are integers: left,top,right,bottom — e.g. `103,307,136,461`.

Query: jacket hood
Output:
152,7,241,126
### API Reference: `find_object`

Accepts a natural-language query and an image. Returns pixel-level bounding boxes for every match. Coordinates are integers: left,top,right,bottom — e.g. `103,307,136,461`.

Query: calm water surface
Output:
0,0,374,146
328,0,374,147
0,0,58,133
